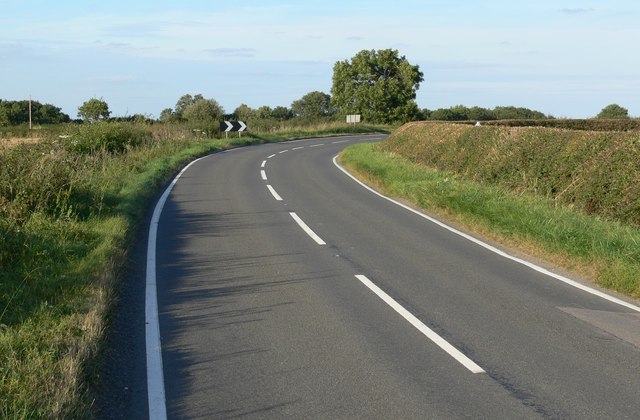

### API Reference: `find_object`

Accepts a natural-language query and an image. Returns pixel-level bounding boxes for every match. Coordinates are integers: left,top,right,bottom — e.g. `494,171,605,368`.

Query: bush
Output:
61,122,152,154
382,122,640,227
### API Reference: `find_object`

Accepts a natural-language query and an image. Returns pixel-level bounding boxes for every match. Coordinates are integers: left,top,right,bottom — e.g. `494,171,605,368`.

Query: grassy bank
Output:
0,121,381,417
340,142,640,299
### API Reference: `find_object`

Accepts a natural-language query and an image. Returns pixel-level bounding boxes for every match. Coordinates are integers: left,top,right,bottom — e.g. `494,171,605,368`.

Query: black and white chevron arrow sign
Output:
220,121,247,132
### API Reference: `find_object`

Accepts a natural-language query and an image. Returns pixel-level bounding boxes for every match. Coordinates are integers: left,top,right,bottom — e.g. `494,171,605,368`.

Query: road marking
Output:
267,154,276,159
334,156,640,314
267,185,283,201
289,212,326,245
309,143,324,147
260,170,267,181
261,160,266,168
332,140,350,144
279,149,289,154
354,275,485,373
292,146,305,150
146,156,212,420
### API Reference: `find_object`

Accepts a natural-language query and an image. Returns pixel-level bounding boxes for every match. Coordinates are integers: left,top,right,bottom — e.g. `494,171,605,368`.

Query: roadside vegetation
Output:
339,122,640,299
0,118,387,417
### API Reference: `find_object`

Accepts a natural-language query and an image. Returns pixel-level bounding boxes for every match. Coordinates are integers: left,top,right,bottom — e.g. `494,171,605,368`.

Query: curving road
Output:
103,135,640,419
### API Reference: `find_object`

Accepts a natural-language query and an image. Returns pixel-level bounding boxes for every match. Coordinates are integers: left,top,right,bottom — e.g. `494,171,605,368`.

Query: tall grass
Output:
0,120,383,417
340,142,640,298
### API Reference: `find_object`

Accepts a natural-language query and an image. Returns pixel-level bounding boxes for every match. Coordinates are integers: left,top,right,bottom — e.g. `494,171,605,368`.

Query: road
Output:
100,134,640,419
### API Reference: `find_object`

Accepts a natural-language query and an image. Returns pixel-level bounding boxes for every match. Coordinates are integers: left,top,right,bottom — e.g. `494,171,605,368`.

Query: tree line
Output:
0,99,71,126
1,49,635,128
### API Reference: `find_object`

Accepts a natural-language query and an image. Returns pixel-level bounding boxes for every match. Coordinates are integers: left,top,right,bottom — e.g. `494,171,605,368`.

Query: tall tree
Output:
271,106,293,121
175,94,204,118
291,91,333,118
233,104,255,121
77,98,110,122
182,98,224,124
596,104,630,119
331,49,423,123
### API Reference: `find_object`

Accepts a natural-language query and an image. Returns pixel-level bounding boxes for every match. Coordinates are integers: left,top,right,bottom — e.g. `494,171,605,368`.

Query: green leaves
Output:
331,49,423,124
77,98,110,123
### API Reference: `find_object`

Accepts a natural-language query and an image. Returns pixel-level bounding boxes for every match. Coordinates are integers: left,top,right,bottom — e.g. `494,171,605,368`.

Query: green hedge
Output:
452,119,640,131
383,122,640,227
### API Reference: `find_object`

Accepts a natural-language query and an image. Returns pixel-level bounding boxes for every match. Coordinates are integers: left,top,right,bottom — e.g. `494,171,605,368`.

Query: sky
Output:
1,0,639,119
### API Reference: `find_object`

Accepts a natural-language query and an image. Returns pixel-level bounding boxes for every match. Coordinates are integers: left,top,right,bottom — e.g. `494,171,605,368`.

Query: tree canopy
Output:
77,98,110,122
181,98,224,123
175,94,205,118
0,99,70,126
331,49,423,124
596,104,630,119
291,91,333,118
423,105,549,121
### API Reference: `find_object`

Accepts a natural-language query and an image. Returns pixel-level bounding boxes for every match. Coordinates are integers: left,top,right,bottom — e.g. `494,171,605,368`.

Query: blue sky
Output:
2,0,639,118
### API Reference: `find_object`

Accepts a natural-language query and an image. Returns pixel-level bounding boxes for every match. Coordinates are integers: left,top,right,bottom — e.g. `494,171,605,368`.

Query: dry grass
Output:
0,137,42,149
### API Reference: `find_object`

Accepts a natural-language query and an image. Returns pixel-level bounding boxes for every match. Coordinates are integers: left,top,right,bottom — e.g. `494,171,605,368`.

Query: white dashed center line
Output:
266,185,283,201
354,274,485,374
289,212,326,245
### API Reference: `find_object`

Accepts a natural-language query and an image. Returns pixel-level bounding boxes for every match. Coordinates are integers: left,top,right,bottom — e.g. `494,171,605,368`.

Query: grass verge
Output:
339,143,640,299
0,124,384,418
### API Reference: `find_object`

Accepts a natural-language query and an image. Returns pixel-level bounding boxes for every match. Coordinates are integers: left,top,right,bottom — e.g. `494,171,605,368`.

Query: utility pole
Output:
29,95,32,130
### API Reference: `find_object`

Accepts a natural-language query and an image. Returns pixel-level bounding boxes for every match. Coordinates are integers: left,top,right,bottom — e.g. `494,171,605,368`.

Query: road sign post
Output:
346,114,361,126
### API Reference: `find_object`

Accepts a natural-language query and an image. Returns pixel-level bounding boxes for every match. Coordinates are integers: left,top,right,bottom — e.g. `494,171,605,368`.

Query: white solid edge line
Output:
260,170,267,181
261,160,267,168
355,275,485,373
333,156,640,314
146,155,209,420
267,184,283,201
289,212,326,245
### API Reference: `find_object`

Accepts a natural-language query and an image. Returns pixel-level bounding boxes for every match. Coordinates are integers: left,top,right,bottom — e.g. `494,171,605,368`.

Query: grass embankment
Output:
340,122,640,298
0,121,382,417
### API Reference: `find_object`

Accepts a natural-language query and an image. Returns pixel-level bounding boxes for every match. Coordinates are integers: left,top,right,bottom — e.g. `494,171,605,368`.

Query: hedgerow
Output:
383,122,640,227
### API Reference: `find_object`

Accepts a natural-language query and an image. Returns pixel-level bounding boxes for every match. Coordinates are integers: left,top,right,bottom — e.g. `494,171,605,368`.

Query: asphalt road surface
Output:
98,134,640,419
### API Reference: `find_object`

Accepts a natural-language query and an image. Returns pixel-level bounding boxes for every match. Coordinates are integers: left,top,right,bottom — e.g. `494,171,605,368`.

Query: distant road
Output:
121,134,640,418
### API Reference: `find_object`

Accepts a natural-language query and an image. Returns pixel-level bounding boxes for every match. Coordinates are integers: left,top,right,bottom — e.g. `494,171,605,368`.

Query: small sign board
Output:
346,114,361,124
220,121,247,132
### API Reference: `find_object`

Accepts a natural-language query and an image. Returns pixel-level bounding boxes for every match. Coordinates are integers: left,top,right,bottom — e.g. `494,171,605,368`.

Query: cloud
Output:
560,8,595,14
202,48,256,58
87,75,138,82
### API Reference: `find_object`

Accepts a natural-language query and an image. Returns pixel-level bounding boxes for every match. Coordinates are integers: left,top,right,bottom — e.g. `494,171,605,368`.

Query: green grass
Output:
0,121,386,418
340,142,640,298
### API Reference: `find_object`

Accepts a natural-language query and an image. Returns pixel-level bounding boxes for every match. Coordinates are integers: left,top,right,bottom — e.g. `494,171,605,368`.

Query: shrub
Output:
61,122,152,154
382,122,640,227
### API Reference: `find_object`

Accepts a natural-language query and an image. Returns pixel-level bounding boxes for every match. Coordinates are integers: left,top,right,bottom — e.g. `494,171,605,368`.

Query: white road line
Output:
267,154,276,159
292,146,305,150
260,170,267,181
147,157,211,420
309,143,324,147
334,156,640,314
267,184,283,201
355,275,485,373
289,212,326,245
261,160,266,168
279,149,289,154
332,140,350,144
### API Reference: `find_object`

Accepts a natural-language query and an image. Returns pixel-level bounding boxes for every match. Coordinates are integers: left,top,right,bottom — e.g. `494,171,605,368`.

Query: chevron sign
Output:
220,121,247,132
